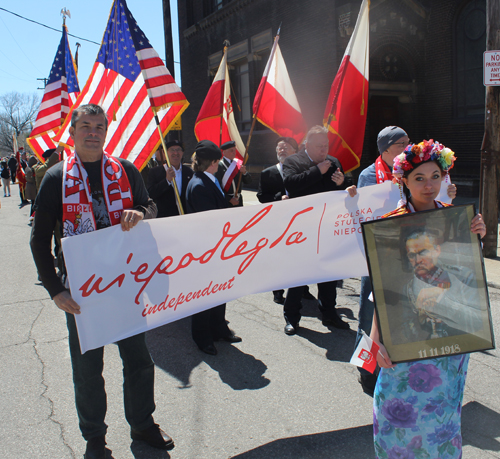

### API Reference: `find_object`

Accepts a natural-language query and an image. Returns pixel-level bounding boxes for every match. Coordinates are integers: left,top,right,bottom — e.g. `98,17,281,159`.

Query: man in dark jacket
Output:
30,104,172,459
147,140,193,217
281,125,351,335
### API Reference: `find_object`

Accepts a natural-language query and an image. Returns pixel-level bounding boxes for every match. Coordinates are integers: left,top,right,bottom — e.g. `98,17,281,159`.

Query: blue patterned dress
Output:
373,354,469,459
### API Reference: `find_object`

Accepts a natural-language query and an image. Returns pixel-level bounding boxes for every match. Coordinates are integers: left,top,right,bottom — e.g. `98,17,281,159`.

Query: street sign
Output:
484,51,500,86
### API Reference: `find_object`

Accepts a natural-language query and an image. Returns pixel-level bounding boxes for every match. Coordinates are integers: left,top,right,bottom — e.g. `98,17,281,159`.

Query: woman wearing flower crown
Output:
368,140,486,459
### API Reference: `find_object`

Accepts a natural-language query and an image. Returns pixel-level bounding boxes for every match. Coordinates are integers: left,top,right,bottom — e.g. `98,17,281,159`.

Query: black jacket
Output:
257,164,285,203
186,171,229,213
283,149,349,198
147,164,193,217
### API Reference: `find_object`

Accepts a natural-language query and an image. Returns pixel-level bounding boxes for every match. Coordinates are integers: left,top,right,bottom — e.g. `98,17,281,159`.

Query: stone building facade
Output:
174,0,486,194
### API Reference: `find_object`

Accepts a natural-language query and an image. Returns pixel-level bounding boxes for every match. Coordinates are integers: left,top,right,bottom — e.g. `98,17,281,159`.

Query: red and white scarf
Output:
375,155,393,184
221,157,242,193
62,152,133,237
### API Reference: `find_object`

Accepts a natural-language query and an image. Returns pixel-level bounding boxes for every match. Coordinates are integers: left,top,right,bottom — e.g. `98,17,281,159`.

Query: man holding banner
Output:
282,126,351,334
30,105,173,458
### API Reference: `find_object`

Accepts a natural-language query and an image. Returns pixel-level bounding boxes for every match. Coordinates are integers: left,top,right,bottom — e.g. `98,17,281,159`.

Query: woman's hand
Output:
446,183,457,200
376,342,396,369
471,213,486,239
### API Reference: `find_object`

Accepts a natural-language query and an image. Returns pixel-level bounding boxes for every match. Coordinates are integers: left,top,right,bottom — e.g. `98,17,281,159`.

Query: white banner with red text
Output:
62,181,447,353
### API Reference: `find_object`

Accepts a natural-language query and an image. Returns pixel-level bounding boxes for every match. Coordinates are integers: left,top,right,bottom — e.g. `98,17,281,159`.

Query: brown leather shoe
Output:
84,435,106,459
131,424,174,450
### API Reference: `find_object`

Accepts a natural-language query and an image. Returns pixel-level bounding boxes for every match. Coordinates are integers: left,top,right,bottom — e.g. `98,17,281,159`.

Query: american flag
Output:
54,0,189,171
27,25,80,160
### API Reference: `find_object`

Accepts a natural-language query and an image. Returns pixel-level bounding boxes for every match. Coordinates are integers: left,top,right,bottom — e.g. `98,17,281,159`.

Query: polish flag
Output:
350,331,379,374
194,48,245,170
324,0,369,172
253,31,307,145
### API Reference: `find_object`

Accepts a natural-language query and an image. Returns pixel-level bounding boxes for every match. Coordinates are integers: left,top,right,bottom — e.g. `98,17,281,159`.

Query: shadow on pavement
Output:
295,326,357,363
130,441,172,458
462,401,500,453
147,318,269,391
229,424,374,459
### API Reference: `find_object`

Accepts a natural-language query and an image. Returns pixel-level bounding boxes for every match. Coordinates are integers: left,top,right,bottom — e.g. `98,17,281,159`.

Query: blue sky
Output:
0,1,180,96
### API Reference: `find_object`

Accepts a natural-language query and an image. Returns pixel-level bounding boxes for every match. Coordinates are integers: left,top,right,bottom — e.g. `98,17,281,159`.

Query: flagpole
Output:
235,27,281,197
152,108,185,215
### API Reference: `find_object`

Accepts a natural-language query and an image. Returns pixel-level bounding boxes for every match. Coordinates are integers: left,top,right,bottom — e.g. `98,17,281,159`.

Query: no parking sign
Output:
484,51,500,86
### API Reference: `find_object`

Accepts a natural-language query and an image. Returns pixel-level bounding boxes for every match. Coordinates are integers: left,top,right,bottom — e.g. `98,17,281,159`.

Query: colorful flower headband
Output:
392,139,456,184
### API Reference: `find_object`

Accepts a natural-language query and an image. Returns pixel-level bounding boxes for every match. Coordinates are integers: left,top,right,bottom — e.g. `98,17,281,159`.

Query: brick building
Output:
174,0,486,195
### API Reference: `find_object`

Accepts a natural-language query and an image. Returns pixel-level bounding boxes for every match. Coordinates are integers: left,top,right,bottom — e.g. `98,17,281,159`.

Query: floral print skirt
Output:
373,354,469,459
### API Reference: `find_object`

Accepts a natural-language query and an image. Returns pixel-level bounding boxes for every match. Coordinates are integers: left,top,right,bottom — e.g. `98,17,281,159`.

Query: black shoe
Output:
198,343,217,355
131,423,174,450
219,333,242,343
273,292,285,304
284,323,298,335
322,315,350,329
302,290,315,300
359,373,378,397
84,435,106,459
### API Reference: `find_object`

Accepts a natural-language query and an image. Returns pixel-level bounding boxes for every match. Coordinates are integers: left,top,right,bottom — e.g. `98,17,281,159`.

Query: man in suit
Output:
282,125,351,335
215,140,252,207
186,140,242,355
258,136,298,305
147,140,193,217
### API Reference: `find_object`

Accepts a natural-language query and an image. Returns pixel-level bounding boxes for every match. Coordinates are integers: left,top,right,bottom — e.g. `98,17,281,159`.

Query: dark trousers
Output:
66,313,156,440
191,304,231,348
284,280,337,325
355,276,375,375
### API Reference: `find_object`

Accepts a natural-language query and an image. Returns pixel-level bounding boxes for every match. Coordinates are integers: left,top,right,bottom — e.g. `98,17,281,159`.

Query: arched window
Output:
454,0,486,119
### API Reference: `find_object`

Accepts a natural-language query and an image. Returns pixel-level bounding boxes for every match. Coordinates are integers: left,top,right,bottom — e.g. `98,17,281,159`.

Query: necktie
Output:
214,178,224,195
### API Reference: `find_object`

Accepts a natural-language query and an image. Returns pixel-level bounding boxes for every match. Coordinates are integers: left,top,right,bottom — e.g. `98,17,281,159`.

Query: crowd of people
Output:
14,103,485,459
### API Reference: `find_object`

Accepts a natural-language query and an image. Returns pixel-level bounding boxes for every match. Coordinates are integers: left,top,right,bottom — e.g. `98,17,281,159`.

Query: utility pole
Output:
480,0,500,258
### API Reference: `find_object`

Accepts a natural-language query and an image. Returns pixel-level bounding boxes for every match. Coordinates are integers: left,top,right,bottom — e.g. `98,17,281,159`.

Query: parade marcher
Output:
8,154,17,184
363,140,485,459
24,156,38,219
257,136,297,304
186,140,242,355
215,140,252,207
30,104,173,459
281,125,353,335
1,160,11,197
147,140,193,218
34,146,63,192
355,126,457,396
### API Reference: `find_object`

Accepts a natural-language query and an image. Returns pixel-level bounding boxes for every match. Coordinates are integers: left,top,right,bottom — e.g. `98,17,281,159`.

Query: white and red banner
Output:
63,181,404,353
253,32,307,145
323,0,369,173
194,48,245,163
350,331,379,374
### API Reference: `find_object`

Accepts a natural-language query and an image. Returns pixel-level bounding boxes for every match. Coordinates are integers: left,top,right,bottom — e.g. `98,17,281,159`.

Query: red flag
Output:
253,32,307,145
54,0,189,171
27,25,80,162
194,48,245,165
324,0,369,173
350,331,379,374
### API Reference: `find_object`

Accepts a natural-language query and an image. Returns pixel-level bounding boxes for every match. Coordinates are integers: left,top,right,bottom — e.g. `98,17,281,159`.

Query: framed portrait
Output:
361,204,495,364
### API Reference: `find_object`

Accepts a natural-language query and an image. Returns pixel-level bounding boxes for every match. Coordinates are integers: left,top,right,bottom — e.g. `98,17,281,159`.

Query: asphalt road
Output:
0,185,499,459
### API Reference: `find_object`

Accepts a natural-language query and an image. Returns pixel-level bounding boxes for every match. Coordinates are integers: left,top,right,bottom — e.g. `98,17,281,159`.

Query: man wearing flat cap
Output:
215,140,252,207
147,140,193,217
186,140,242,355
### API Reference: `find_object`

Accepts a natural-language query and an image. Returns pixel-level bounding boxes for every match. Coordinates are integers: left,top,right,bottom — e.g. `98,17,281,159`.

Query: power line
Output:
0,7,100,45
